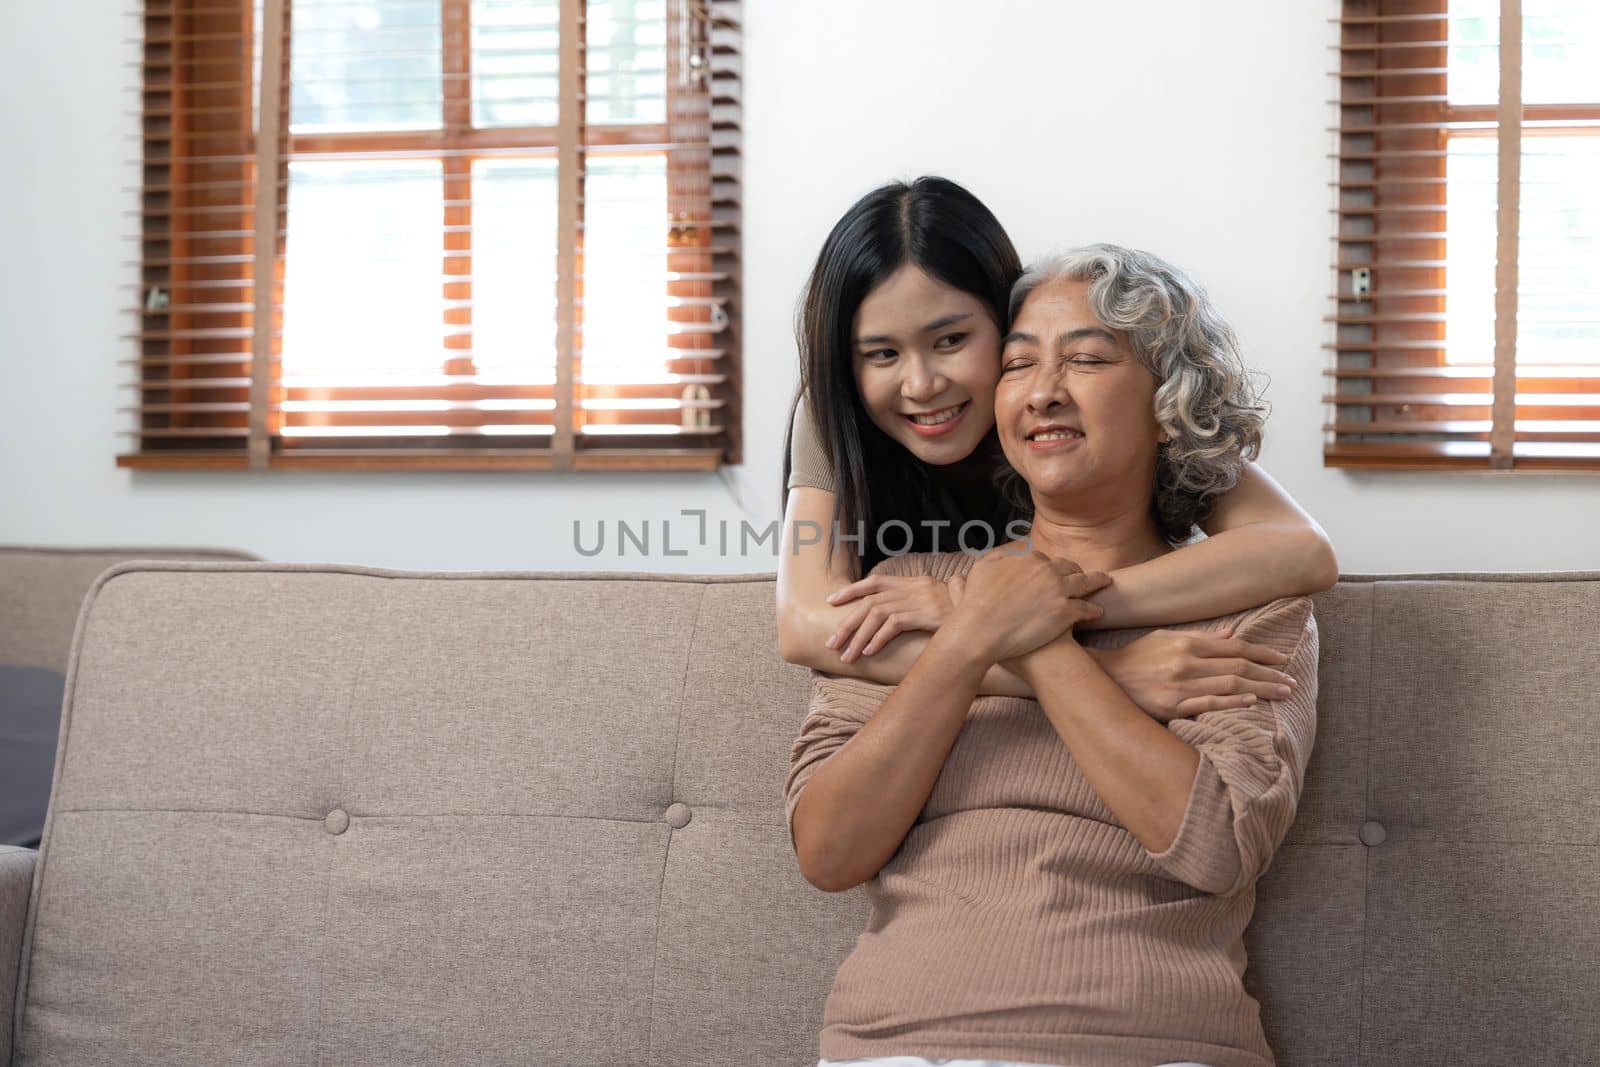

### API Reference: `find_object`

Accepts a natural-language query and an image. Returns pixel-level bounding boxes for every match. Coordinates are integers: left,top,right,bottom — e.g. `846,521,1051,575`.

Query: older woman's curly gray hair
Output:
995,243,1269,544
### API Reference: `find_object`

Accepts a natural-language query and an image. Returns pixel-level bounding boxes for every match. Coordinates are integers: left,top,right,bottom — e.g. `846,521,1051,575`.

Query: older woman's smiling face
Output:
996,277,1165,503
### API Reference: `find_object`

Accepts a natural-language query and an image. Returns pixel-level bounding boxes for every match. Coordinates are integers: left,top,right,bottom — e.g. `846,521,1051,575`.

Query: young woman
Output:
777,177,1337,711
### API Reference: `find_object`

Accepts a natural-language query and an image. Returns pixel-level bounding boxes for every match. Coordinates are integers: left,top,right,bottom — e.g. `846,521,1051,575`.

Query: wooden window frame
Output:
1327,0,1600,471
122,0,742,472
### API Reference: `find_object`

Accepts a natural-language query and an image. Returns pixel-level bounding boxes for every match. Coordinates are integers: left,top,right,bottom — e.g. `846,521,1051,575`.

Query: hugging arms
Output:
787,544,1319,895
778,474,1329,719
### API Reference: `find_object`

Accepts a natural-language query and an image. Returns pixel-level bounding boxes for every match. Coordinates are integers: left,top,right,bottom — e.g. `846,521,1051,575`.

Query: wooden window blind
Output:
125,0,741,472
1329,0,1600,471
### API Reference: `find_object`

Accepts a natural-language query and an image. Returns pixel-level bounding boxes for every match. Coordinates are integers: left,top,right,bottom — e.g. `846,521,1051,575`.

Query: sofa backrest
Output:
0,547,260,851
11,562,1600,1066
0,546,259,673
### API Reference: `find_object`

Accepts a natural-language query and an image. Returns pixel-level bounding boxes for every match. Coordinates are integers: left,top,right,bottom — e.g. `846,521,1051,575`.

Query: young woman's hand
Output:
1096,627,1298,724
945,549,1111,666
824,574,958,663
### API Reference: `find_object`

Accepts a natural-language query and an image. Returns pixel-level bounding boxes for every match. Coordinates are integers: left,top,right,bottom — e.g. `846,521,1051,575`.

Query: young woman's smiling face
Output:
851,264,1002,465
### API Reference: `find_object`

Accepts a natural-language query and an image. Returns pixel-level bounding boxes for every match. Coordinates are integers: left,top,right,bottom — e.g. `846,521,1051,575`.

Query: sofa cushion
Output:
17,563,820,1066
0,666,65,847
2,846,39,1065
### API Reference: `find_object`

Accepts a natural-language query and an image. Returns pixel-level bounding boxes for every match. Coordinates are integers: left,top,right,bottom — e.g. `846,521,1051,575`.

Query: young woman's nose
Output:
900,353,947,403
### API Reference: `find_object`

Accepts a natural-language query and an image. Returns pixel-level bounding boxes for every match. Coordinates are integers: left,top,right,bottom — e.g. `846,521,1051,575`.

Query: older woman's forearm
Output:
1082,524,1337,631
791,631,991,892
1011,640,1200,854
835,630,1037,696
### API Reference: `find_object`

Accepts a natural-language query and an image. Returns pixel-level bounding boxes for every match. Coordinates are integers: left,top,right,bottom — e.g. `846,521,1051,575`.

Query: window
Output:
1329,0,1600,470
127,0,741,471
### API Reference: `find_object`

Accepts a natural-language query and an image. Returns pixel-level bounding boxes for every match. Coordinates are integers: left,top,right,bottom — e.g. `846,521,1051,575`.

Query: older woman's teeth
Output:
909,405,964,425
1033,430,1083,441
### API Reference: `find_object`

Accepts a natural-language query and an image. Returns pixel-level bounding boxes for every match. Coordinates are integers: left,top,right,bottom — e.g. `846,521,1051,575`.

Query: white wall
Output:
2,0,1595,573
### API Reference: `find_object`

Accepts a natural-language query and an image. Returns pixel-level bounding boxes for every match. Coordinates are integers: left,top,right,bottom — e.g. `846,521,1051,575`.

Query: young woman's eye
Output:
863,348,897,363
933,332,968,351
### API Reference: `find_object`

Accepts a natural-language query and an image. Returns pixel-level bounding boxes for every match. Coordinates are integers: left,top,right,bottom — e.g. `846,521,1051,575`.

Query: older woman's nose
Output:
1026,364,1072,412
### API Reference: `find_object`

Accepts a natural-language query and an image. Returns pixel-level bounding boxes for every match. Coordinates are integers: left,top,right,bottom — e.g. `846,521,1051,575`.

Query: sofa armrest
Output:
0,846,37,1067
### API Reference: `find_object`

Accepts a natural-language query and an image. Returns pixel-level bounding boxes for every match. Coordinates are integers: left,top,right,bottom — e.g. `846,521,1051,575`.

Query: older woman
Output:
785,244,1320,1067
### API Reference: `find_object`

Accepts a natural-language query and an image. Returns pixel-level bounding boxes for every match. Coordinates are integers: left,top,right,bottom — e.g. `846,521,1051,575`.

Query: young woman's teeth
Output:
1033,430,1083,441
909,405,963,425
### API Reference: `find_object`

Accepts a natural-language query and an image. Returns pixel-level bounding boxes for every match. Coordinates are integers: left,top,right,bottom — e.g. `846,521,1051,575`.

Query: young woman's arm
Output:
776,485,1035,693
779,470,1321,705
823,462,1336,654
1078,461,1339,631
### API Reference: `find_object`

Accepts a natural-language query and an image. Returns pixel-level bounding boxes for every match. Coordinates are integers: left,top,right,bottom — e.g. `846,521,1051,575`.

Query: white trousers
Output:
819,1058,1216,1067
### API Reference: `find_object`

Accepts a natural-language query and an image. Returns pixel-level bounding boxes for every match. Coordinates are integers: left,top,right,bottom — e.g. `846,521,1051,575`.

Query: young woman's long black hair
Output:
782,176,1024,576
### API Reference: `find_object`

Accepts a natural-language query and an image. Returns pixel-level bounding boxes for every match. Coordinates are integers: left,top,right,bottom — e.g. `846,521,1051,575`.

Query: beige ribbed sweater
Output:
785,551,1319,1067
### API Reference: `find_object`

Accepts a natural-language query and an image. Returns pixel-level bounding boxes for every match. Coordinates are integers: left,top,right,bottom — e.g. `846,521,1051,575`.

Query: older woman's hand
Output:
943,548,1110,667
1096,627,1299,724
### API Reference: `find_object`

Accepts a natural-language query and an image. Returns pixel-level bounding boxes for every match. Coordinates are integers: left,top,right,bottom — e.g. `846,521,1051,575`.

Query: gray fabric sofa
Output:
0,546,262,675
0,547,259,849
3,560,1598,1066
